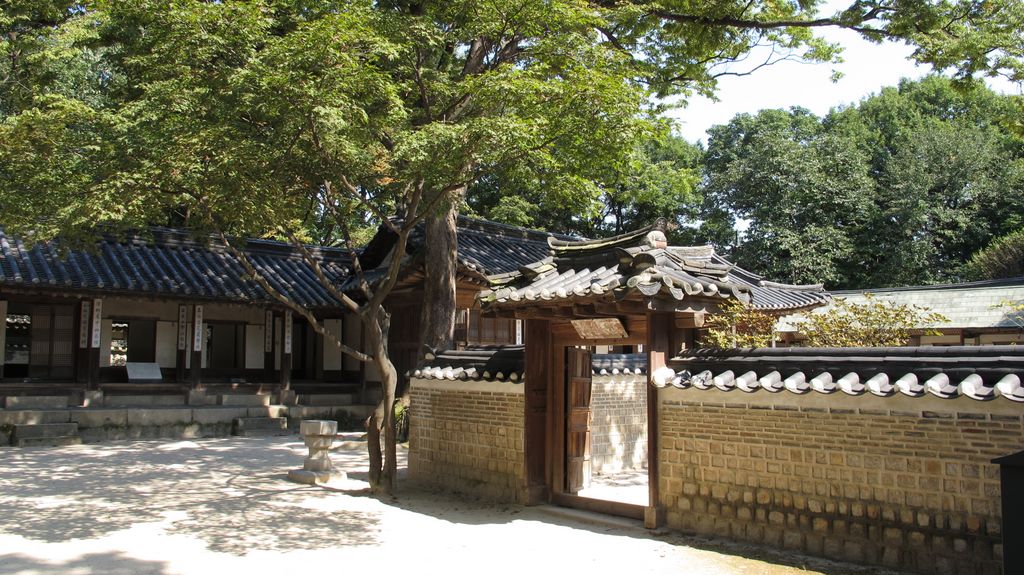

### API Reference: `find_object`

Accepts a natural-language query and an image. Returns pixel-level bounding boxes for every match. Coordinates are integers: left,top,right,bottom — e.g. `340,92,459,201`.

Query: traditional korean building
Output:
0,216,570,402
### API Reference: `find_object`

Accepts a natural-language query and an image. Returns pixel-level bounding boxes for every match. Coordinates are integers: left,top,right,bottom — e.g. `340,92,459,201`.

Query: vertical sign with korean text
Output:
264,310,273,353
283,311,292,354
91,299,103,348
79,301,91,349
193,305,204,352
177,305,188,351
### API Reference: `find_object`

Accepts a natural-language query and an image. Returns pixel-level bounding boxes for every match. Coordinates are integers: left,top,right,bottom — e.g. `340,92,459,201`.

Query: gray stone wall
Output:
590,374,647,474
408,378,526,502
658,388,1022,575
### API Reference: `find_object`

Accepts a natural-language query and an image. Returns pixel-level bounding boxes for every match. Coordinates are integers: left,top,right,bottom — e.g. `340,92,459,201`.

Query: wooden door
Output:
29,304,74,380
565,346,593,494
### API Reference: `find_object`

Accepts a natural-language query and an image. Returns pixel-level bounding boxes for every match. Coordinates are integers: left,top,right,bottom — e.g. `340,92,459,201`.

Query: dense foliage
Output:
964,228,1024,280
697,76,1024,289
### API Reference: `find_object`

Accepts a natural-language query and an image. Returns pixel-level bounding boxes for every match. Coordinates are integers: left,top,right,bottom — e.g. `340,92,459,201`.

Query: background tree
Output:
466,132,703,239
697,76,1024,289
964,228,1024,280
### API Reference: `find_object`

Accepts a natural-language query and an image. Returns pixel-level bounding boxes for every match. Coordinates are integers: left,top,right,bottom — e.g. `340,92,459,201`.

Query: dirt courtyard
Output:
0,436,906,575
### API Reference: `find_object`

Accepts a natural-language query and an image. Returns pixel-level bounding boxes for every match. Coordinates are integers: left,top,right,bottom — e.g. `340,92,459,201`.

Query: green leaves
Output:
798,294,948,347
698,76,1024,289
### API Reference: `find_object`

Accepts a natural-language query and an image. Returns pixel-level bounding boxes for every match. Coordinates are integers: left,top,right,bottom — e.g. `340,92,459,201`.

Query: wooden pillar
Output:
190,305,203,389
0,299,7,380
263,310,274,382
74,300,89,383
280,310,292,390
88,298,102,389
645,311,673,529
524,319,552,505
313,324,324,383
175,304,188,384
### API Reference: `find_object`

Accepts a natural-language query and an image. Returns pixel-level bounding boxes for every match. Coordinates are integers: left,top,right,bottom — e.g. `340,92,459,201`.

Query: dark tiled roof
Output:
453,217,578,277
411,346,525,382
341,216,579,292
659,346,1024,402
592,353,647,376
0,228,350,308
479,219,830,313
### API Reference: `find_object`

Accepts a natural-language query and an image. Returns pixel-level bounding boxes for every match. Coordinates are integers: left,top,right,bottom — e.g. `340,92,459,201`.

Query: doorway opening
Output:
556,346,649,516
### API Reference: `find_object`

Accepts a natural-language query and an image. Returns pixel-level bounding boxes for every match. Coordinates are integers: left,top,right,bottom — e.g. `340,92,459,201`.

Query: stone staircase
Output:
11,422,82,447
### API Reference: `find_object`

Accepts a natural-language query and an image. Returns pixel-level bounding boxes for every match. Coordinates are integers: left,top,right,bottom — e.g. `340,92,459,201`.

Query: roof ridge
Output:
456,215,578,242
832,276,1024,294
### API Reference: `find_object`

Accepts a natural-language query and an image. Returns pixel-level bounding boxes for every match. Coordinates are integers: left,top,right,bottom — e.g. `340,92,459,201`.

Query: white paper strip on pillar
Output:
177,305,188,351
91,299,103,348
79,301,91,349
193,305,204,352
284,311,293,354
264,310,274,353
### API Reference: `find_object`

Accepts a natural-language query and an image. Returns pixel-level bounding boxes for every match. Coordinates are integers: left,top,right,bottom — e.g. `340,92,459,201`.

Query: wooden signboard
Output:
570,318,628,340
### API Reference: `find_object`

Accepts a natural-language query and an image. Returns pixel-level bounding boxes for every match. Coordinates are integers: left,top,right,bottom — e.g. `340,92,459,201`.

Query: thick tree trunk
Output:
420,204,458,353
364,306,398,494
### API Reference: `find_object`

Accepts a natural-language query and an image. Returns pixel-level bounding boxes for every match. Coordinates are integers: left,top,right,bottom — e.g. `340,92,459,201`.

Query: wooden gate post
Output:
645,311,673,529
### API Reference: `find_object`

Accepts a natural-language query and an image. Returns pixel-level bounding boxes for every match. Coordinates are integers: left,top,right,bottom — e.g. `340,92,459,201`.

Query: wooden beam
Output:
674,312,705,329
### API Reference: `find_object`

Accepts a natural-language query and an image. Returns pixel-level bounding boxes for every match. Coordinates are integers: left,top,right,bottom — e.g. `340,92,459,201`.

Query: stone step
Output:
104,395,187,407
14,436,83,448
233,417,289,437
12,423,81,447
298,393,355,406
4,396,70,409
219,394,272,407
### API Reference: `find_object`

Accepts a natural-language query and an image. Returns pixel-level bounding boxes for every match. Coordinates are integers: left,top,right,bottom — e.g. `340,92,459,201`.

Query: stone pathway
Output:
0,437,907,575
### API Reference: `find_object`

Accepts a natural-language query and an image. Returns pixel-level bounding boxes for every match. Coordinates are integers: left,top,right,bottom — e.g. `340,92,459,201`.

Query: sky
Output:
667,2,1021,144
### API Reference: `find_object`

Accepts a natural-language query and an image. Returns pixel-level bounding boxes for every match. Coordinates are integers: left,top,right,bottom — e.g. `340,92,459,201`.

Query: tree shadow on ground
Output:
0,551,168,575
0,438,380,555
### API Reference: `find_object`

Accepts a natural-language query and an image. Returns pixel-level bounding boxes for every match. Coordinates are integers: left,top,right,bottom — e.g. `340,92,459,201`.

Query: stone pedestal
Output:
288,419,345,485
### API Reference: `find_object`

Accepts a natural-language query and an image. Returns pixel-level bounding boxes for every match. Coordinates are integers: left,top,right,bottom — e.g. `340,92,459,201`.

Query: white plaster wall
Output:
155,321,177,368
322,319,342,371
245,324,265,369
343,313,361,371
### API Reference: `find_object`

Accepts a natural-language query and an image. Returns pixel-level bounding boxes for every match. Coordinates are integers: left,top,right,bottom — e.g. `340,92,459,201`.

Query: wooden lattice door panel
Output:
566,346,593,494
29,305,75,379
50,305,74,379
29,306,51,378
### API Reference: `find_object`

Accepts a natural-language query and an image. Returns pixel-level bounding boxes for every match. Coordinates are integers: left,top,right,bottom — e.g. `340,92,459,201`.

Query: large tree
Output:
3,0,1024,490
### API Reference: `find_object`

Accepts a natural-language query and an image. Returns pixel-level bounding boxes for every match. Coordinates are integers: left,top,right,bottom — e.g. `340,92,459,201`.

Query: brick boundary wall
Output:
591,374,647,474
408,378,526,502
658,388,1023,575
